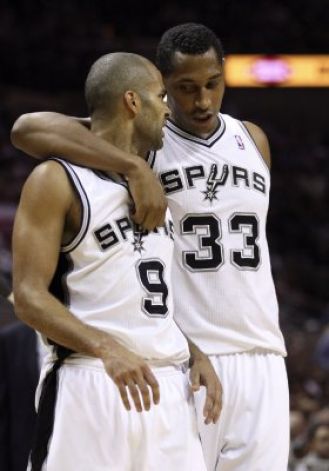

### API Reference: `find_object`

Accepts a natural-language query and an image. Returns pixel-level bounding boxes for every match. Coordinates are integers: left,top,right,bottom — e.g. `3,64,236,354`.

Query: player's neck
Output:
171,115,221,139
91,120,138,156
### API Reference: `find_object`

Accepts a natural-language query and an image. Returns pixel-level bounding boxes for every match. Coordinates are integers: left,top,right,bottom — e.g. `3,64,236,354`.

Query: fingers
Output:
143,366,160,405
137,382,151,411
114,367,160,413
131,204,144,226
128,172,167,231
203,381,222,425
126,378,144,412
141,207,166,232
190,367,222,424
134,369,154,411
116,382,131,411
132,198,167,231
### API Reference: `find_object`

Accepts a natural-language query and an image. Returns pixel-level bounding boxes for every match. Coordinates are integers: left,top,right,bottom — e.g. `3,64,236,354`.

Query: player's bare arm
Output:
243,121,271,169
13,160,159,412
11,112,167,231
188,339,222,424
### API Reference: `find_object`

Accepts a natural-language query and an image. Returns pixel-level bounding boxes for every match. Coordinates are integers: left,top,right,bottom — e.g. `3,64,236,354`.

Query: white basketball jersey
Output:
149,114,286,356
49,159,189,366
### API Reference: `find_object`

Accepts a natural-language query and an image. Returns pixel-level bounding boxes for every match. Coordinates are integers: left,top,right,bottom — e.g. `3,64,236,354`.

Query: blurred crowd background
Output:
0,1,328,470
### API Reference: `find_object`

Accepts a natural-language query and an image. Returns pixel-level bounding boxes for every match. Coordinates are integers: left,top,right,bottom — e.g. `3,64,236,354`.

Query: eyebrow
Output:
177,73,223,83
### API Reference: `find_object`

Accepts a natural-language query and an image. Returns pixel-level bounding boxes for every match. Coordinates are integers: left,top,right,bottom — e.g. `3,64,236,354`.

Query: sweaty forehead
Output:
170,48,222,80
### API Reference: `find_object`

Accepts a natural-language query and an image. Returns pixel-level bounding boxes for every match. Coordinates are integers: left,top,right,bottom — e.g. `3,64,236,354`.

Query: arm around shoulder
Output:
11,111,167,230
11,112,91,159
243,121,271,169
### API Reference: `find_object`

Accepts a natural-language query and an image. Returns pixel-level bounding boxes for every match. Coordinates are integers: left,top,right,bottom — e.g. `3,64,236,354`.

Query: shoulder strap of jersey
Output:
47,157,91,253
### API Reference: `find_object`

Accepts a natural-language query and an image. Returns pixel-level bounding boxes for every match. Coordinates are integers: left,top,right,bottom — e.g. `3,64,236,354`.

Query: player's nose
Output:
195,88,211,110
163,102,170,119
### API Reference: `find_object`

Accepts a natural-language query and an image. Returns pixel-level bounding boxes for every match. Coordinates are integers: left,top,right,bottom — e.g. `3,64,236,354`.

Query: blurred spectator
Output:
289,410,309,470
314,328,329,372
295,423,329,471
0,320,41,471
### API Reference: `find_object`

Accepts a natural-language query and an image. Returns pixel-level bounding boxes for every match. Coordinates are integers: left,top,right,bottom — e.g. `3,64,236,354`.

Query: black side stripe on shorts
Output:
30,346,73,471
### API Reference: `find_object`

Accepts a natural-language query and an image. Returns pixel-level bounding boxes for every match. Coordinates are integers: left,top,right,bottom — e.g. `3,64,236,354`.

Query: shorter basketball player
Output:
12,53,207,471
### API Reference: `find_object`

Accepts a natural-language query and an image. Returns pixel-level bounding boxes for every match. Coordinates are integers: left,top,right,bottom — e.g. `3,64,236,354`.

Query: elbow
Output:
11,112,47,157
13,286,29,323
13,283,37,326
11,113,34,150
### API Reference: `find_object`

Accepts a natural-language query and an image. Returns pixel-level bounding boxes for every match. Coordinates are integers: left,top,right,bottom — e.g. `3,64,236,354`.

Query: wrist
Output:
188,342,206,365
95,333,128,363
87,329,116,359
125,156,147,180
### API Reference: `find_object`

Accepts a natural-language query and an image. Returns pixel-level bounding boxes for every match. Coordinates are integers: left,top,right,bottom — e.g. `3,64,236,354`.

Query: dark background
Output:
0,0,329,458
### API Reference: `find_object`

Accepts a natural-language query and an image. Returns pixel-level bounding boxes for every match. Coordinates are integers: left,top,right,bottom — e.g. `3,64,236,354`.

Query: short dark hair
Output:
156,23,224,77
85,52,154,117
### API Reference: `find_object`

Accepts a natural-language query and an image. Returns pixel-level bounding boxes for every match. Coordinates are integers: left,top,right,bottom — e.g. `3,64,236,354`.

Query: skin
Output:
11,50,270,202
11,113,167,231
132,75,168,153
161,49,270,423
312,425,329,459
165,48,225,139
13,61,222,424
13,62,170,413
10,46,274,426
188,340,222,424
164,48,271,167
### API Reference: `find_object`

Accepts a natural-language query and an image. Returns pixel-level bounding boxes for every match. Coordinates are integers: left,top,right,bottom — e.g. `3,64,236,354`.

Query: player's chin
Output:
152,134,165,150
192,116,217,134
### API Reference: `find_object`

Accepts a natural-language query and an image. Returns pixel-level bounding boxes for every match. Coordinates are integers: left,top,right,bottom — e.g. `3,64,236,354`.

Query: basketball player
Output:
12,52,207,471
11,24,289,470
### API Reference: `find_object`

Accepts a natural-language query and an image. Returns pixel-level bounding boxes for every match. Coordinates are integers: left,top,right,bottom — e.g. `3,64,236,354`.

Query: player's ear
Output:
124,90,141,116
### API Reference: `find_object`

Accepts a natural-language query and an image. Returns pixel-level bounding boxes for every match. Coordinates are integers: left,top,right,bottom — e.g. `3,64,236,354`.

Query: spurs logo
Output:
202,164,229,202
132,224,146,254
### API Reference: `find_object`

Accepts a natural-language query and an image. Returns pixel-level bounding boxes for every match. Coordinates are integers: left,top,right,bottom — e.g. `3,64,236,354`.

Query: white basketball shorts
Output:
194,350,289,471
34,360,206,471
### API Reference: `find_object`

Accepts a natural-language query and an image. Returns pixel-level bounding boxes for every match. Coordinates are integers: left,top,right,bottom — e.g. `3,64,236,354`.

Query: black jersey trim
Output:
48,252,73,307
147,150,157,169
48,158,91,253
92,170,129,189
92,170,134,214
238,122,270,175
165,114,226,147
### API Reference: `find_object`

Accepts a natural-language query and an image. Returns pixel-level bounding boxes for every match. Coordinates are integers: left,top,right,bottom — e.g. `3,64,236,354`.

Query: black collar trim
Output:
165,115,226,147
92,170,128,189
